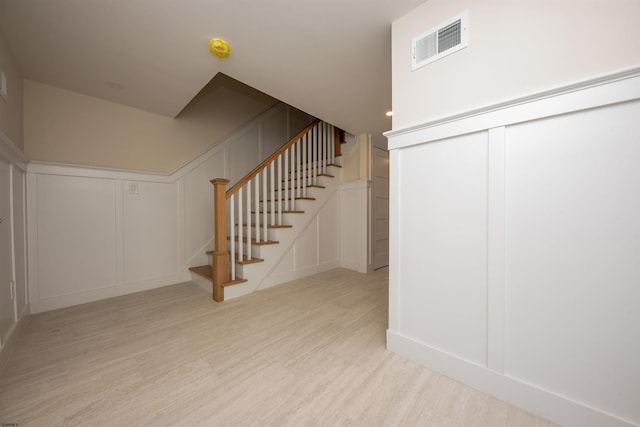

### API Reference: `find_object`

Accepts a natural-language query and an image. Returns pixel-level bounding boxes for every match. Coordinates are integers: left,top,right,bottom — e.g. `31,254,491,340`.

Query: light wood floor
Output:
0,268,559,426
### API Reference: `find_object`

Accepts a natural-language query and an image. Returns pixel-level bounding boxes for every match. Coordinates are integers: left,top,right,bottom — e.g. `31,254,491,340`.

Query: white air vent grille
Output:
412,12,468,70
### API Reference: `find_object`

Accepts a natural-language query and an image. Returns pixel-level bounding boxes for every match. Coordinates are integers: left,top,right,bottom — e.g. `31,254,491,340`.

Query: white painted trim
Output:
26,173,39,310
385,66,640,150
9,164,17,322
0,304,30,377
487,127,506,373
387,331,635,427
388,150,400,332
177,177,186,270
114,180,125,288
31,272,190,314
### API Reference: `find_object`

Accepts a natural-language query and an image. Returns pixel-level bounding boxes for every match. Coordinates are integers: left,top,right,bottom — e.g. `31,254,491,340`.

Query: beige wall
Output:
391,0,640,130
0,32,23,151
342,134,371,182
24,78,278,173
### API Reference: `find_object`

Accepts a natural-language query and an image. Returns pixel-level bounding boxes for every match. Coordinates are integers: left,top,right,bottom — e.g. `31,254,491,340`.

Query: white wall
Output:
339,180,371,274
386,70,640,427
0,132,28,372
28,104,312,313
391,0,640,130
259,191,341,289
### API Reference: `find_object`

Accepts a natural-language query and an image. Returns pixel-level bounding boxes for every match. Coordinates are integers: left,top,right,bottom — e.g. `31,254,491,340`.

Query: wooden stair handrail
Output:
209,118,343,302
226,119,321,198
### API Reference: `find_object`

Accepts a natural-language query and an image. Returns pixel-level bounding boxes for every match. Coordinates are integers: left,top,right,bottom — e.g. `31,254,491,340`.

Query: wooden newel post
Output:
211,178,230,302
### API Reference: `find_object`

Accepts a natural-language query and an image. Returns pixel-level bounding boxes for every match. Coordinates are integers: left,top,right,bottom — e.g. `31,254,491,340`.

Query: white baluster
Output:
302,134,307,197
329,124,334,165
277,155,282,225
254,175,260,243
237,187,243,264
324,122,328,174
262,168,268,241
312,125,318,185
293,141,298,201
270,162,275,226
284,148,289,212
320,123,325,175
246,180,251,260
229,194,235,281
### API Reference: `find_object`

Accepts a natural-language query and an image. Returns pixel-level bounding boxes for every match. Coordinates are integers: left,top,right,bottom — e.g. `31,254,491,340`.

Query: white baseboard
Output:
0,304,30,377
31,272,191,313
387,331,636,427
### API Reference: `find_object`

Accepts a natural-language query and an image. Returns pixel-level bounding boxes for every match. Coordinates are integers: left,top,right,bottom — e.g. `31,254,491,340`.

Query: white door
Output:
372,147,389,270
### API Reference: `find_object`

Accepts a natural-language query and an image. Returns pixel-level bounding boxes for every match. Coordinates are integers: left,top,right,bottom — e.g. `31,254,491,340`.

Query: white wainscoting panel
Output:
296,217,319,270
386,70,640,427
183,152,225,266
339,180,370,273
36,174,117,299
318,191,339,264
260,192,341,289
396,132,488,367
504,100,640,425
123,180,180,283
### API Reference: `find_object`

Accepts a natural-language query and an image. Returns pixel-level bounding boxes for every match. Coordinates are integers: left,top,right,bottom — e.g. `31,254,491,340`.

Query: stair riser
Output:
249,212,306,224
221,243,265,259
232,226,279,241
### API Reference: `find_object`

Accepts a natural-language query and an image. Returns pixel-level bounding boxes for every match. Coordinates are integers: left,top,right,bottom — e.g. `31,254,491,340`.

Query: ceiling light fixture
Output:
386,111,393,117
209,38,231,59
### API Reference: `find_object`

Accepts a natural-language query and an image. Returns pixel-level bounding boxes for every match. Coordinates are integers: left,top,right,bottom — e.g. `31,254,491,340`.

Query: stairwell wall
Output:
26,104,321,313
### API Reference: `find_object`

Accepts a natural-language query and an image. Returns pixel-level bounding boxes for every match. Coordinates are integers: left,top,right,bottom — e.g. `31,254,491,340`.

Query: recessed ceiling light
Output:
385,111,393,117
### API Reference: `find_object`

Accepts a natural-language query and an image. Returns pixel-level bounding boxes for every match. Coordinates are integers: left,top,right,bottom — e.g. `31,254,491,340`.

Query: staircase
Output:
189,120,343,301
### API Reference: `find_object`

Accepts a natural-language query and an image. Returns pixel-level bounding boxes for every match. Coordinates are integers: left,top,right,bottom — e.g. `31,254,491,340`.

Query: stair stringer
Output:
223,173,340,300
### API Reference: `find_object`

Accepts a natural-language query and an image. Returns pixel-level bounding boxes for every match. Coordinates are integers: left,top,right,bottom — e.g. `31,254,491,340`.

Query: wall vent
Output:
411,12,468,71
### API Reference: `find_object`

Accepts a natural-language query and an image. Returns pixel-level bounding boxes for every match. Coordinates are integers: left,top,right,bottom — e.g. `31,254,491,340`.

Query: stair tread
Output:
287,163,341,172
235,257,264,265
237,223,293,229
189,265,213,280
227,237,279,245
260,197,315,202
189,265,247,287
251,210,304,214
222,278,248,287
205,251,264,265
274,184,325,190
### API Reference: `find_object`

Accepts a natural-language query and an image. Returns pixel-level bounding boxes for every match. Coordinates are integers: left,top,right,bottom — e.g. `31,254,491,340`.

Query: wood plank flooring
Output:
0,268,558,426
